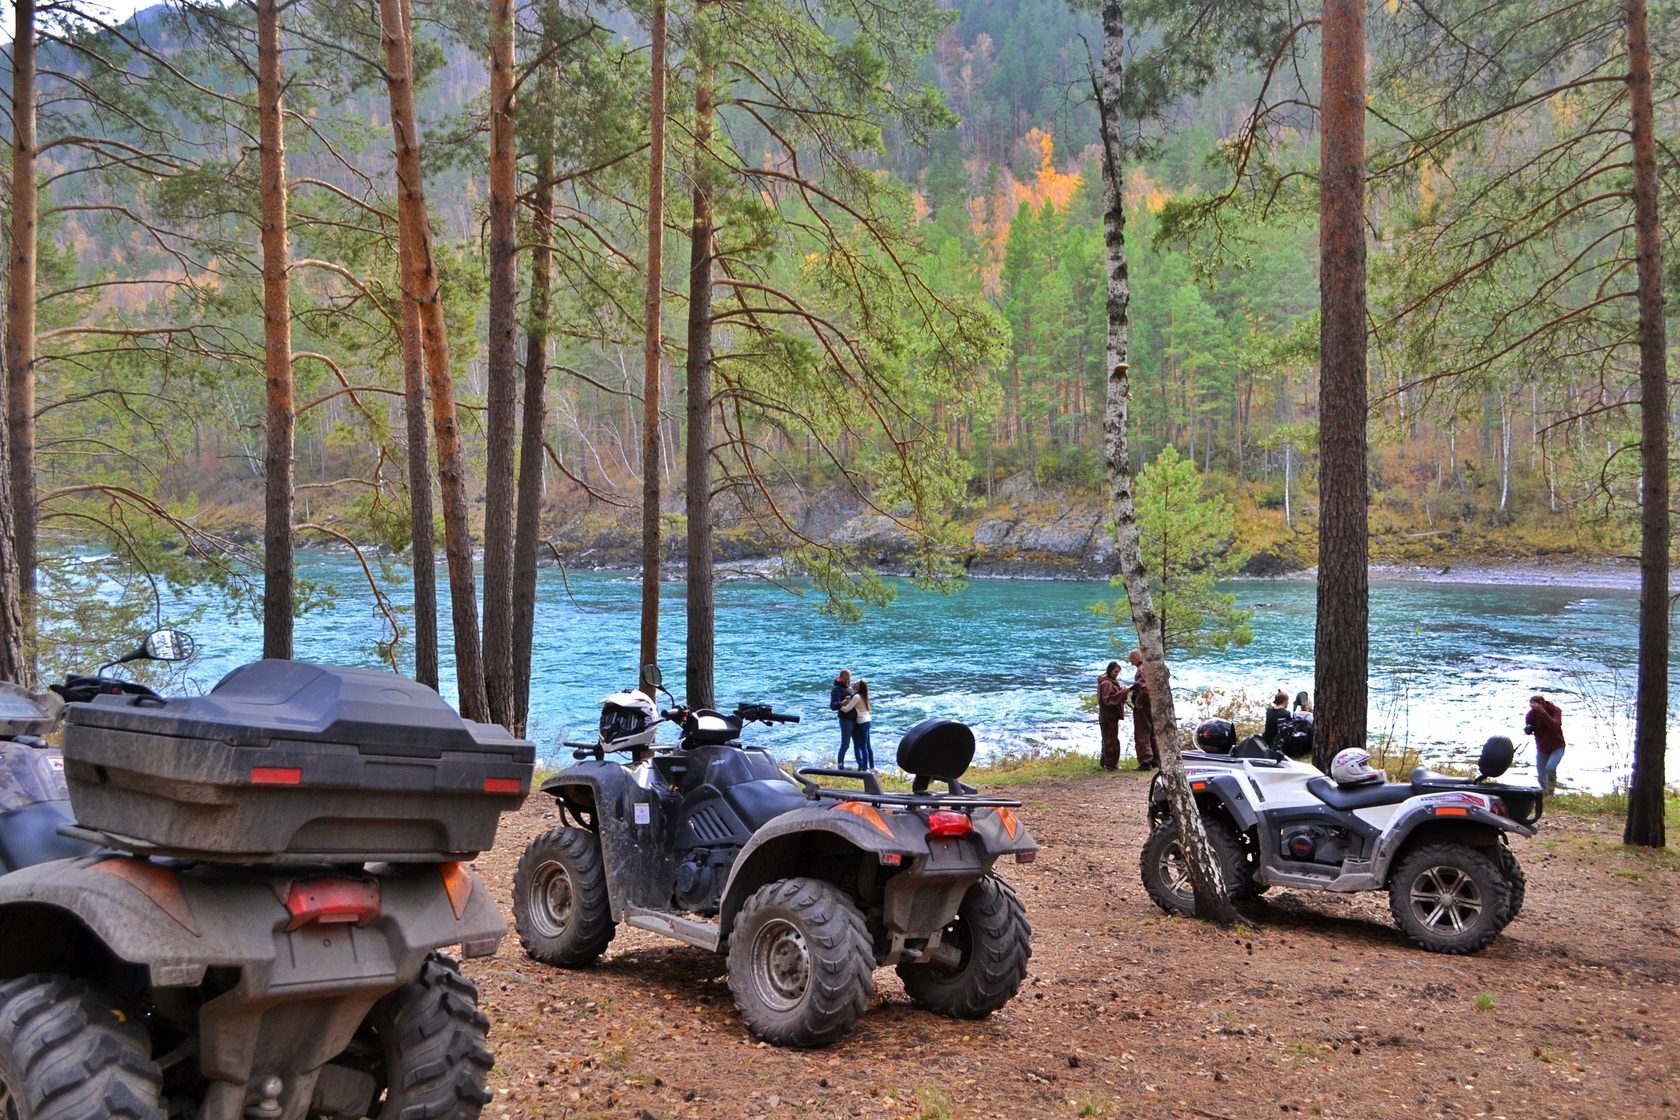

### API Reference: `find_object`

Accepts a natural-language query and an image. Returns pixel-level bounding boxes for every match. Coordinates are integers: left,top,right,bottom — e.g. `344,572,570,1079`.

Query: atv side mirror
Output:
143,629,195,663
641,663,663,690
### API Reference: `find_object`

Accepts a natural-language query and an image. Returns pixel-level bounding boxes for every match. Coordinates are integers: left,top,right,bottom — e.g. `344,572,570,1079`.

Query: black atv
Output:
511,666,1037,1047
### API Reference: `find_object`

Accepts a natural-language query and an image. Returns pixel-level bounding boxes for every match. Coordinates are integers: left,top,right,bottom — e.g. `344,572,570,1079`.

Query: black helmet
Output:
1195,718,1236,753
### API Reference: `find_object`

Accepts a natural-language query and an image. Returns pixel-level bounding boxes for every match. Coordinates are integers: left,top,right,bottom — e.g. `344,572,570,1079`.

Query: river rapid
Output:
141,552,1676,794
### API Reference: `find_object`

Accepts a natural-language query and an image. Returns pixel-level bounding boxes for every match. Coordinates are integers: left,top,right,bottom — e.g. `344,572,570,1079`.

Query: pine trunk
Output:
685,63,716,710
380,0,488,720
1313,0,1370,771
1623,0,1668,848
0,363,21,683
399,233,438,689
512,134,557,735
638,0,667,686
5,0,37,657
1098,0,1235,927
482,0,518,727
257,0,295,661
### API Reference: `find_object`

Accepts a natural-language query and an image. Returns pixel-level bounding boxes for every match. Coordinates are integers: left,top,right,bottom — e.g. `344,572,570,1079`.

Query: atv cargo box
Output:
61,660,534,863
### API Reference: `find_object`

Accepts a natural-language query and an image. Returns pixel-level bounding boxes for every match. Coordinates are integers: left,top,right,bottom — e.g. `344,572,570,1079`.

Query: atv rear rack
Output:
792,766,1023,810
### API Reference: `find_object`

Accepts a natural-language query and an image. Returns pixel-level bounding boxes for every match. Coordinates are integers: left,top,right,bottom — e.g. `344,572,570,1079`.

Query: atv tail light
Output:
482,777,523,794
251,767,302,785
1014,850,1036,864
284,877,381,931
1489,798,1508,818
926,811,973,838
878,852,904,867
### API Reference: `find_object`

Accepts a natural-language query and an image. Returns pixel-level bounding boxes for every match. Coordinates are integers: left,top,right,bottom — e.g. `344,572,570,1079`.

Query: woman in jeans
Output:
842,680,875,770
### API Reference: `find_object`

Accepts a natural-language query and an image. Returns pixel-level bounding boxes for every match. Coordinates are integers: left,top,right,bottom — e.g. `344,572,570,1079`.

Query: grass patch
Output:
1075,1093,1111,1117
968,747,1110,787
914,1083,957,1120
1284,1040,1326,1066
1547,790,1680,830
1474,993,1495,1012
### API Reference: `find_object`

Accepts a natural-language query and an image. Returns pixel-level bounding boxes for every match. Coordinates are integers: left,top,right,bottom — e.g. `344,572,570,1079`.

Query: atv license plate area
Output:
922,836,983,873
271,924,396,993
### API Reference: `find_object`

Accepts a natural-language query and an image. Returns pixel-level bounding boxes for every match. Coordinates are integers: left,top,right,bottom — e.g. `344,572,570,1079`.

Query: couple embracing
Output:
829,669,875,770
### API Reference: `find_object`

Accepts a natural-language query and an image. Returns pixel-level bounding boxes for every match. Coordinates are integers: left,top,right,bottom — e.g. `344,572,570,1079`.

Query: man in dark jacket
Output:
1524,694,1565,793
1097,661,1128,770
1127,649,1158,769
831,670,856,768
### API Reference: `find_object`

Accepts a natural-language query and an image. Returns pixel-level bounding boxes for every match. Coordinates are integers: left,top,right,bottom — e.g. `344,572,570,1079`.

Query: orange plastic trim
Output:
831,800,896,839
89,857,199,936
439,862,474,920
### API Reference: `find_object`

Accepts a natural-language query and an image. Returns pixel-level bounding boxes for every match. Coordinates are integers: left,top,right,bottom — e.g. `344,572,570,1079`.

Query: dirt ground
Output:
461,772,1680,1120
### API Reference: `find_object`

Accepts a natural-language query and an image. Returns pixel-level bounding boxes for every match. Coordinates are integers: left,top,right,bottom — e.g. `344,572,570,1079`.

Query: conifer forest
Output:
0,0,1671,847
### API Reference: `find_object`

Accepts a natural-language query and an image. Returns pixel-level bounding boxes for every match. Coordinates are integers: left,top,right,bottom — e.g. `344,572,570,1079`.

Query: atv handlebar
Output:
736,702,799,725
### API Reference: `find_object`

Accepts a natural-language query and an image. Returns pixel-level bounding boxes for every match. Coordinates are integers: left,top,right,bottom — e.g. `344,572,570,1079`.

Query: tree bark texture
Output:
6,0,37,650
482,0,519,727
684,61,716,710
512,112,557,735
257,0,295,661
1622,0,1668,848
380,0,488,720
1098,0,1235,927
638,0,668,687
398,234,438,690
1313,0,1370,772
0,369,23,684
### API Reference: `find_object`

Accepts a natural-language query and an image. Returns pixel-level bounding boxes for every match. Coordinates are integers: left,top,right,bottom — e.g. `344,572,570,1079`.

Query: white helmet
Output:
599,689,658,749
1330,747,1382,787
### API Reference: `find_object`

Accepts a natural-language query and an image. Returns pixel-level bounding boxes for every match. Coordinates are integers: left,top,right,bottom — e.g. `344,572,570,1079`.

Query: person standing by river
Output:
842,680,875,770
1524,694,1566,794
830,669,856,768
1097,661,1127,770
1126,649,1158,770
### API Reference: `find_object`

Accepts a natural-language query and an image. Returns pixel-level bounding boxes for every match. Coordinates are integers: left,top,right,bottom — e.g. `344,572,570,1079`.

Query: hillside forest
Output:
0,0,1671,838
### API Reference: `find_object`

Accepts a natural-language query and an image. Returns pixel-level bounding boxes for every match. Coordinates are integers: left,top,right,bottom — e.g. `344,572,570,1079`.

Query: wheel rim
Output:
1158,839,1193,902
750,918,811,1012
1409,864,1483,933
527,859,576,939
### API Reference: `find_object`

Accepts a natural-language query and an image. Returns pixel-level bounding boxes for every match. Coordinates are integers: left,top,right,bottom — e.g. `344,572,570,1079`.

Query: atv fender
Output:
539,761,678,921
0,854,504,991
715,802,1034,950
1372,802,1536,882
0,854,505,1120
1148,771,1260,832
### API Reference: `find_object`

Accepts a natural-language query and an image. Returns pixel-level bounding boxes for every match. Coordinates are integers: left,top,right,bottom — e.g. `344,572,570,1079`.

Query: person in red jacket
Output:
1524,694,1565,794
1097,661,1128,771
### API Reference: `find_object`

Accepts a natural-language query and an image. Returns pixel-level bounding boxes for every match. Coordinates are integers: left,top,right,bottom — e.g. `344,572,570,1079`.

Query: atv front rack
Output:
793,766,1023,810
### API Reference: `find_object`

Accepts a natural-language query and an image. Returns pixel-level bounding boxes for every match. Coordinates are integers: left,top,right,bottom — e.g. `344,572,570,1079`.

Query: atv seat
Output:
723,779,810,832
1410,766,1477,792
1306,776,1416,812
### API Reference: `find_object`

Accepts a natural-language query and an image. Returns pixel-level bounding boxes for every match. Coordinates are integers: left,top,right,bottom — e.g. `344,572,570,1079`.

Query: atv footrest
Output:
624,906,721,952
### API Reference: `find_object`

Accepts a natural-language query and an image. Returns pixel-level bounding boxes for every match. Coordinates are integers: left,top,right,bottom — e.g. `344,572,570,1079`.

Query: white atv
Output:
1143,729,1541,953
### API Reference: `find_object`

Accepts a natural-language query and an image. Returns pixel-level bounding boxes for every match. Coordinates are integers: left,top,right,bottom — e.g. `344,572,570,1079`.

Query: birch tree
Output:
1095,0,1237,927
